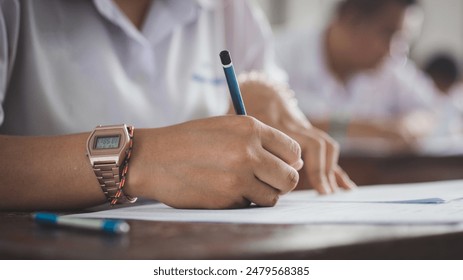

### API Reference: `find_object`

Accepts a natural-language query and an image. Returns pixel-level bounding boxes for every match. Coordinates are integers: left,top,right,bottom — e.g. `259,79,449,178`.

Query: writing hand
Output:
126,116,303,208
238,73,356,194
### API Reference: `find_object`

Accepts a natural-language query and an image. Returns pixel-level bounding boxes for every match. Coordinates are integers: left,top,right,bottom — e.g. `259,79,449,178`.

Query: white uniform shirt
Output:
0,0,282,135
276,27,437,122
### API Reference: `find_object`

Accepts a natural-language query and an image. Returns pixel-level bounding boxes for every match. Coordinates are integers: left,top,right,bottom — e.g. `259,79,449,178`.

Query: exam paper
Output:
301,180,463,204
68,180,463,225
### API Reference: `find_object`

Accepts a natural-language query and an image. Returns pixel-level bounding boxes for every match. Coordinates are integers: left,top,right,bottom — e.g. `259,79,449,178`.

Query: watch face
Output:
95,135,121,149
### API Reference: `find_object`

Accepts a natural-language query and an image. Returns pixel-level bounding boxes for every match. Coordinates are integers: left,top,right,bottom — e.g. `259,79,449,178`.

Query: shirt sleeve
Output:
223,0,287,83
0,0,20,126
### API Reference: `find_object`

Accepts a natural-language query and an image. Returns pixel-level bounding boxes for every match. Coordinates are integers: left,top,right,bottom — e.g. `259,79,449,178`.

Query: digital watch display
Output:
95,135,121,149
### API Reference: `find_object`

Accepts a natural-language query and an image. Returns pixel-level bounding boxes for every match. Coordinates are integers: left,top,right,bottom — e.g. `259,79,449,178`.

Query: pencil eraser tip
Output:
220,50,232,65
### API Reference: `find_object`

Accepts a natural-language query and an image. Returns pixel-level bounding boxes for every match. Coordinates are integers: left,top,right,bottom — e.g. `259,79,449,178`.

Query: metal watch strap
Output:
93,162,136,204
91,125,137,205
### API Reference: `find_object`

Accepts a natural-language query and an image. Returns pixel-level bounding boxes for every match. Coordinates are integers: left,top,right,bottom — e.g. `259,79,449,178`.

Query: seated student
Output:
0,0,355,211
423,53,463,136
276,0,438,148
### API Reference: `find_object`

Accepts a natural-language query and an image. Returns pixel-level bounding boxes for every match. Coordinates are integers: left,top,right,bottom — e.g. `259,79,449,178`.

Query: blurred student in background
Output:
423,53,463,137
276,0,438,151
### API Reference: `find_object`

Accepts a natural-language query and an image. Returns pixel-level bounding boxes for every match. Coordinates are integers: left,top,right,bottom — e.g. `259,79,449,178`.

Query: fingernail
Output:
349,180,358,189
347,178,357,189
317,177,332,195
291,159,304,170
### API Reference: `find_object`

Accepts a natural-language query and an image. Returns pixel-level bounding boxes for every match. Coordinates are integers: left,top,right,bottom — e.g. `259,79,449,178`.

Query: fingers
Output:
257,120,355,195
317,131,340,193
300,128,356,194
314,130,356,191
303,134,331,194
243,179,281,207
253,121,302,195
253,149,300,195
260,123,303,168
335,165,357,190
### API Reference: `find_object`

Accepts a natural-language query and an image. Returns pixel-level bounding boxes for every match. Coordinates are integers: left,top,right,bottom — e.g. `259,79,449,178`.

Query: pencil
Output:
220,50,247,115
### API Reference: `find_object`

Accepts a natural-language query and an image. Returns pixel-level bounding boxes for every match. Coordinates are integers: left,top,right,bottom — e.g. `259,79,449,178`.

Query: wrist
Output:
124,128,160,200
86,124,137,205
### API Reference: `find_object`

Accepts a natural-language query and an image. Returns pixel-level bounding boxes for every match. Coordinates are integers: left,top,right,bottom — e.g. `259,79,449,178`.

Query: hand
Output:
396,111,436,141
238,73,356,194
126,116,303,209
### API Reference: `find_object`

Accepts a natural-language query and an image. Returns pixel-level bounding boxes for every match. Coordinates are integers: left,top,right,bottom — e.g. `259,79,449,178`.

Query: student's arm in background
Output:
314,61,438,149
311,115,434,147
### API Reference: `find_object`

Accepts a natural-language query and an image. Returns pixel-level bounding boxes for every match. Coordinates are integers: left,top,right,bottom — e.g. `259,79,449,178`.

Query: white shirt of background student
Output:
276,27,435,121
275,0,438,146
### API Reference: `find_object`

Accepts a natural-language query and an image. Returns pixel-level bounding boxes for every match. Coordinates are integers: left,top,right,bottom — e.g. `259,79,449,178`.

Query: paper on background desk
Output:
67,180,463,225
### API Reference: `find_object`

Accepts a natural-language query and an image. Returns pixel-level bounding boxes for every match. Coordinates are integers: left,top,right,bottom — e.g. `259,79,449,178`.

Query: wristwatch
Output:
87,124,137,205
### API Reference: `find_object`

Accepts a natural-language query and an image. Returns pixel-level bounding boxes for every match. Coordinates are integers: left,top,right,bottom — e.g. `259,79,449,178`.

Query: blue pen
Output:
33,212,130,234
220,50,247,115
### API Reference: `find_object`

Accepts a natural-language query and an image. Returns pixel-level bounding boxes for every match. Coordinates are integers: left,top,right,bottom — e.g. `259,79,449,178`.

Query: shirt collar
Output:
92,0,216,46
143,0,198,46
93,0,146,44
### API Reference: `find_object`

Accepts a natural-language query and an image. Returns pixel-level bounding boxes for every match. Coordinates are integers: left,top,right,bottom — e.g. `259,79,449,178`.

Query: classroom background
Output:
254,0,463,69
253,0,463,157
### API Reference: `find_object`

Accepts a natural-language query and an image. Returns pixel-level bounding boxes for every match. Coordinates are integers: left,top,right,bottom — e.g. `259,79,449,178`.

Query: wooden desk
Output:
1,212,463,259
340,154,463,186
2,155,463,259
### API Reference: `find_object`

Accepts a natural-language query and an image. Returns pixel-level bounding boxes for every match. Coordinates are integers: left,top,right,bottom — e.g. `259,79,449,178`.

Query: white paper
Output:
302,180,463,204
67,180,463,225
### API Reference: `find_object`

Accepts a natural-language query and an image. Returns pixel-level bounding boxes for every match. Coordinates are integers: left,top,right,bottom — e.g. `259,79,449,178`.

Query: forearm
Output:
0,133,106,211
0,116,306,211
310,118,400,139
346,119,399,139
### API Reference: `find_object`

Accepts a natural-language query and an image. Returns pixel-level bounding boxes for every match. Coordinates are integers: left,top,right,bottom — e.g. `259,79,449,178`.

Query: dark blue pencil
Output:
220,50,247,115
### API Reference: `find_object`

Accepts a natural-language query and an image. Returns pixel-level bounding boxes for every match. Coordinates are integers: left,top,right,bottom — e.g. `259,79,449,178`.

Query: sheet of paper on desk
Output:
303,180,463,204
67,180,463,225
